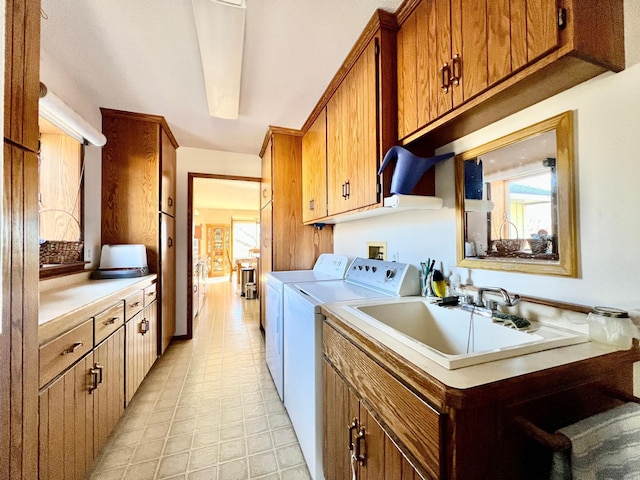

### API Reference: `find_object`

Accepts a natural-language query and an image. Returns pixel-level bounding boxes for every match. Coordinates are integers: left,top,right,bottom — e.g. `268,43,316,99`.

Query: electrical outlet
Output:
86,247,92,261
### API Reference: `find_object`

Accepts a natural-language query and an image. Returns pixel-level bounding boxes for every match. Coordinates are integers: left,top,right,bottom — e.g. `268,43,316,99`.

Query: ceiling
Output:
39,0,404,156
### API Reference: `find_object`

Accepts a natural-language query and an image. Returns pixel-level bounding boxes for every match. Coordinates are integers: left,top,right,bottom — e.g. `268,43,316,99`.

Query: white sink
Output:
343,299,588,369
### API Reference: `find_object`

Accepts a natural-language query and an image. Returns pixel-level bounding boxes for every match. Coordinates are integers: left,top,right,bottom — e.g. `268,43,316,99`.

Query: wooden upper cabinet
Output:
161,129,177,216
397,0,623,145
260,138,273,209
326,16,396,217
301,109,328,223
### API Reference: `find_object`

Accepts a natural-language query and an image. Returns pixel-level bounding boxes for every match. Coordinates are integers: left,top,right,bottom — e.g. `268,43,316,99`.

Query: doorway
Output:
187,173,261,338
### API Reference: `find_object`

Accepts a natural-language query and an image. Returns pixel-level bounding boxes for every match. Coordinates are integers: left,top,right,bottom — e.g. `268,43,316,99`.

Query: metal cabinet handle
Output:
146,292,155,297
140,318,149,335
104,317,119,325
355,427,366,465
168,197,174,207
345,180,351,199
130,301,141,308
61,341,83,355
168,237,174,248
441,62,451,93
348,418,358,451
89,367,100,393
95,363,104,384
309,199,315,211
451,54,461,86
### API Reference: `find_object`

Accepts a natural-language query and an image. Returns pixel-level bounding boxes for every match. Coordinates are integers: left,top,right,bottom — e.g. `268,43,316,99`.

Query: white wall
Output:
335,1,640,312
175,147,261,335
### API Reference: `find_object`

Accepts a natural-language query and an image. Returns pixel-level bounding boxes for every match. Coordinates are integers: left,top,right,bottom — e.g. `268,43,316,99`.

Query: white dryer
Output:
283,258,420,480
264,253,349,401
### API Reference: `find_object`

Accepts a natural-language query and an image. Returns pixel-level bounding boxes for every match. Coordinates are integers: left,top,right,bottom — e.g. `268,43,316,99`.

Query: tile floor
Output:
88,277,311,480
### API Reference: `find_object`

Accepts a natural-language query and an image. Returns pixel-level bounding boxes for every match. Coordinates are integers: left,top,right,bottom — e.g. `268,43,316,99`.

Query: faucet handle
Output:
486,299,498,312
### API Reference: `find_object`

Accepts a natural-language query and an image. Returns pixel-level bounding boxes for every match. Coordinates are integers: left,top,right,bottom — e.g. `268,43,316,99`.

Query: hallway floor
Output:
88,278,311,480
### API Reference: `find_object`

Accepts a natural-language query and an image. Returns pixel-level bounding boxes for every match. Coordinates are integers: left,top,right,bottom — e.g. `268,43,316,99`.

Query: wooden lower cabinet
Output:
39,327,125,480
126,301,158,404
323,314,640,480
323,360,420,480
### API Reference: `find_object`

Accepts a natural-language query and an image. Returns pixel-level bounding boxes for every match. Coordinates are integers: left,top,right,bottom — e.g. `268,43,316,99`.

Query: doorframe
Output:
186,173,261,339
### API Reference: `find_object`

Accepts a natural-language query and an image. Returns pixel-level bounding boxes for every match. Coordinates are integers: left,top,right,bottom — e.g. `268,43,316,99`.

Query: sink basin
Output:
343,299,588,369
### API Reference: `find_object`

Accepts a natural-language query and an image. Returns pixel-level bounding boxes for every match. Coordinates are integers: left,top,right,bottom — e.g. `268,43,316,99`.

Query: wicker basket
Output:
492,218,524,254
39,240,84,266
527,237,550,254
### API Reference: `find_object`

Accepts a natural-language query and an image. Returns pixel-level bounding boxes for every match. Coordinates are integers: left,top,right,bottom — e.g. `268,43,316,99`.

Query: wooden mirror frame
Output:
455,111,578,277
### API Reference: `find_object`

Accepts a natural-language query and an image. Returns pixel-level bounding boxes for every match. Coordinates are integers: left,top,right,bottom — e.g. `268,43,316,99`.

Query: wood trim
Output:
259,126,302,158
99,107,179,149
394,0,422,26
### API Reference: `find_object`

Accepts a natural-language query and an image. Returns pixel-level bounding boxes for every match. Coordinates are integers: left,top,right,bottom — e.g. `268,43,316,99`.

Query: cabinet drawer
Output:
323,323,443,479
124,291,144,320
94,301,125,345
39,319,93,388
143,283,157,306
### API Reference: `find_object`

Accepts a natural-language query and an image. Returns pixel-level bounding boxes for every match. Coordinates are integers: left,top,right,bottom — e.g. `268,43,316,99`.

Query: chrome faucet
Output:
476,287,521,309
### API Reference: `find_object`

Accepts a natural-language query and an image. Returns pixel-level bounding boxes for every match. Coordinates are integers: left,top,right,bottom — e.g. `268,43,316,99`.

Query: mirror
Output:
455,111,577,276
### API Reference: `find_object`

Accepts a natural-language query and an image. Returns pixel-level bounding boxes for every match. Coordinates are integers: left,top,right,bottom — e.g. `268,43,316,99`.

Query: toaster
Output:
90,244,150,279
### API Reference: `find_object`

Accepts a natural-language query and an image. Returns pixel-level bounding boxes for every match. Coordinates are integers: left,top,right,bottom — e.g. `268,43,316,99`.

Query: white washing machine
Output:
283,258,420,480
265,253,349,401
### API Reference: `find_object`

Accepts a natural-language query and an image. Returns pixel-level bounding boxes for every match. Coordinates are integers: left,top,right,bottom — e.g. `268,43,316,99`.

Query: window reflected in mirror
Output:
456,111,577,277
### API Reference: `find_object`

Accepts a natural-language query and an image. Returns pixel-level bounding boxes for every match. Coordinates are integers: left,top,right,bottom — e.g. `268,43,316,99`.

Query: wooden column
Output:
2,0,41,478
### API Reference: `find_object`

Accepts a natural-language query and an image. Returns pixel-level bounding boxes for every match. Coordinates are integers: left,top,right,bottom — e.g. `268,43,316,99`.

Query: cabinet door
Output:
327,38,379,216
101,113,160,269
397,6,419,139
324,360,422,480
39,355,95,480
125,302,157,405
161,128,177,216
302,109,328,222
260,137,273,209
160,213,176,354
323,360,358,480
93,327,125,456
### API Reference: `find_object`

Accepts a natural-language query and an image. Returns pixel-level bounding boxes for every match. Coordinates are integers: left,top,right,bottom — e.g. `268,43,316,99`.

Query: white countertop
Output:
39,272,156,327
322,296,625,390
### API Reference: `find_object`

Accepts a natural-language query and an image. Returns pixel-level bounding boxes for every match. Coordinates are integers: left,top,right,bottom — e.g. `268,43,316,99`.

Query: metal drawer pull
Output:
130,301,141,308
104,317,119,325
146,292,155,297
61,341,83,355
